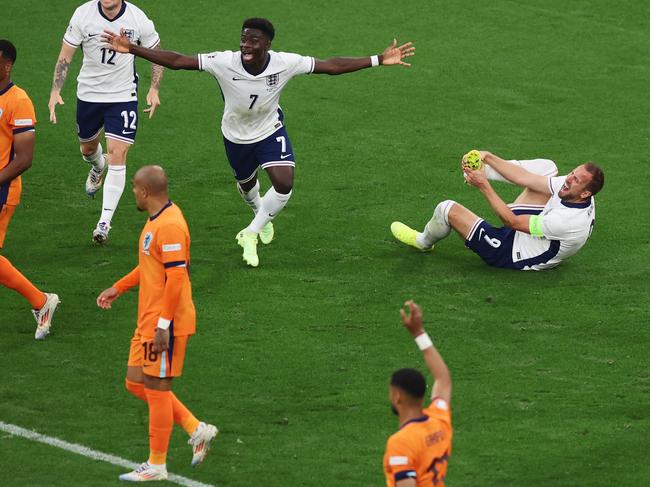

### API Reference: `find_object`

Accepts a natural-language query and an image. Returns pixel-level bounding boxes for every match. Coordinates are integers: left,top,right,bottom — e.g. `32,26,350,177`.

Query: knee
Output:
435,200,456,224
272,180,293,195
108,146,129,164
539,159,558,177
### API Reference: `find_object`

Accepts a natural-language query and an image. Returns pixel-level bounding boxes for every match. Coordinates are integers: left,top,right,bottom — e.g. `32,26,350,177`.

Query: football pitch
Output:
1,0,649,485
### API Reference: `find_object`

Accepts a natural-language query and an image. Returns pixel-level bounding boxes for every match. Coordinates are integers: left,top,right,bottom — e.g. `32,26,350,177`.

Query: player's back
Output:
384,399,452,487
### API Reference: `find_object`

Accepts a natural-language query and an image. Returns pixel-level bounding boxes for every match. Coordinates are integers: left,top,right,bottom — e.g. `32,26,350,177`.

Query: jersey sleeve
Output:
157,224,188,269
424,398,452,425
384,436,418,483
548,176,566,196
533,210,573,240
10,94,37,134
63,8,83,47
198,51,227,79
282,52,315,77
137,13,160,49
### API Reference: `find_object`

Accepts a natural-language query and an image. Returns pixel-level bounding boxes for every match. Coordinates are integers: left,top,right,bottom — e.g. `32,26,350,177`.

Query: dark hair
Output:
391,368,426,400
583,162,604,196
0,39,17,64
242,18,275,41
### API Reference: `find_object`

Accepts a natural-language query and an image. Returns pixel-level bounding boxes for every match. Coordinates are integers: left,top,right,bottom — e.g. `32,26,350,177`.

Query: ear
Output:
580,189,592,200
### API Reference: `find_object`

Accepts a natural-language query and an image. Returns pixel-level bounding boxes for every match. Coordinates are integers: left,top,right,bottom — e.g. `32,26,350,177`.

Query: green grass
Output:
1,0,649,485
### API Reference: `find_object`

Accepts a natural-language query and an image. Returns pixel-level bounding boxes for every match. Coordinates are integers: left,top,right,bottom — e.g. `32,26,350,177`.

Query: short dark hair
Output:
391,368,426,400
242,18,275,41
0,39,17,64
583,162,604,196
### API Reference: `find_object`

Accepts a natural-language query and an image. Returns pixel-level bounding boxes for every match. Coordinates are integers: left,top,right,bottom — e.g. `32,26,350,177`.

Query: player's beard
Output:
391,404,399,416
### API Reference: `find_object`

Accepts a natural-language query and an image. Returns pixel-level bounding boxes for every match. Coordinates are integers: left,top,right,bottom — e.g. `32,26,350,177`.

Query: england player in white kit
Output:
103,17,415,266
391,151,605,270
48,0,163,244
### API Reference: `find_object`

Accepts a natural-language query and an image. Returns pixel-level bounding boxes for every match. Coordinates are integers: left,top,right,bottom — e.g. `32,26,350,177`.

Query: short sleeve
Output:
384,436,417,483
282,52,314,77
198,51,227,78
63,8,83,47
424,398,452,424
548,176,566,196
138,15,160,49
10,94,37,134
157,224,188,268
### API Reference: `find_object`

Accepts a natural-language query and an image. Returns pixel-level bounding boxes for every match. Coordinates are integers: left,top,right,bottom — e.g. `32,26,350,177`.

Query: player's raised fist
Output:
381,39,416,67
400,300,424,336
102,29,132,53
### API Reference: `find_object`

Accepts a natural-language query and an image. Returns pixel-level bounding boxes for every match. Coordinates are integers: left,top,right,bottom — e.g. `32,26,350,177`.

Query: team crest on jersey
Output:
123,29,135,41
266,73,279,86
142,231,153,255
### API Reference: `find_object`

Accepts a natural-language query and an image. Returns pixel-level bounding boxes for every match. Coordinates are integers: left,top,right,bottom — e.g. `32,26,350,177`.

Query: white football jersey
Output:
512,175,596,270
198,50,314,144
63,0,159,103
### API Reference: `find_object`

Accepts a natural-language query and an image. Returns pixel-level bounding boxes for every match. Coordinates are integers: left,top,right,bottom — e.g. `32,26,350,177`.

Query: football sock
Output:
99,165,126,225
0,255,46,309
485,158,558,183
125,379,147,401
416,200,454,248
246,187,291,234
237,180,261,214
81,144,105,171
144,388,173,466
171,394,200,436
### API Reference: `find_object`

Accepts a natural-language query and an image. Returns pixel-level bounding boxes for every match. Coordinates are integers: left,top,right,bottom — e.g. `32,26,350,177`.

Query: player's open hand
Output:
102,29,132,54
381,39,415,67
400,300,424,336
153,327,170,353
96,287,120,309
48,92,64,124
144,88,160,119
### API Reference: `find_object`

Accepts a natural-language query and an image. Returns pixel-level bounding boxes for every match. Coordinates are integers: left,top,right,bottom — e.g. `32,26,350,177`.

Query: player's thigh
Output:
105,138,132,165
142,335,190,380
104,101,138,151
257,128,295,173
0,205,16,249
223,137,259,184
76,99,105,145
447,203,482,240
464,220,516,268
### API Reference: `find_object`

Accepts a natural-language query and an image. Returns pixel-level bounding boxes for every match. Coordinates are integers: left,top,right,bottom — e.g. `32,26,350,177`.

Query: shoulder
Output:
125,1,149,17
424,398,452,423
7,85,34,106
72,1,95,18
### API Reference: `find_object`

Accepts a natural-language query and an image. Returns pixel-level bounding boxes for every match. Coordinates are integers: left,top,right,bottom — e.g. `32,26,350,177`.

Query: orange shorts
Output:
0,205,16,248
127,329,189,378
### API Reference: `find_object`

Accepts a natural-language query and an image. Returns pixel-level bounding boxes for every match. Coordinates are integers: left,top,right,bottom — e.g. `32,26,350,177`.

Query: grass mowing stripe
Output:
0,422,215,487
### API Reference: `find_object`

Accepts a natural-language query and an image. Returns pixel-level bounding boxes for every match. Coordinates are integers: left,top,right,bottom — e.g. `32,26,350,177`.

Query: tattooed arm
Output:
48,42,77,124
144,42,164,119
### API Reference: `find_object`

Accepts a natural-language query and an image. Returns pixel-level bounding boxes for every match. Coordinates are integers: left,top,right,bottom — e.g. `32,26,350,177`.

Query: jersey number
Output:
142,342,158,362
100,48,116,65
428,452,449,485
249,94,259,109
479,228,501,248
120,110,137,130
276,136,287,153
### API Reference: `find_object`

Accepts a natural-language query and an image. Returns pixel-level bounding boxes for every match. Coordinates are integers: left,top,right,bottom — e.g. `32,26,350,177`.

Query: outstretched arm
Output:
481,151,551,194
48,42,77,123
400,300,452,404
102,29,199,70
313,38,415,75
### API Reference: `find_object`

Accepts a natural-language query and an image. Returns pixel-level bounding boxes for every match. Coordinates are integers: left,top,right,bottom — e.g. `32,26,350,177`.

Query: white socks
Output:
246,187,291,234
82,144,105,171
237,181,262,214
485,158,558,183
416,200,454,248
99,165,126,225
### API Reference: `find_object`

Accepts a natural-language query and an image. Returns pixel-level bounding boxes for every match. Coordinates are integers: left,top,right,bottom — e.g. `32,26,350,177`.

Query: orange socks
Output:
126,380,199,435
144,388,173,466
0,255,46,309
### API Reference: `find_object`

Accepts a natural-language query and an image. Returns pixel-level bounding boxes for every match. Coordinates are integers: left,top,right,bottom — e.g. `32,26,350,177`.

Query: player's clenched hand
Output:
381,39,415,67
153,327,170,353
400,300,424,336
464,167,488,189
144,88,160,119
96,287,120,309
102,29,132,53
48,92,64,124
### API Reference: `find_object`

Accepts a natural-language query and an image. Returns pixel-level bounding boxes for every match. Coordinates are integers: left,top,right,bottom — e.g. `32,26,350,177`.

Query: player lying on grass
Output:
97,166,217,481
0,39,59,340
391,151,604,270
384,300,453,487
102,18,415,267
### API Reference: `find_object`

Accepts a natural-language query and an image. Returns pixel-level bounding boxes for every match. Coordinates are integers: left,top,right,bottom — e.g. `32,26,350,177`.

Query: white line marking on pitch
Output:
0,421,216,487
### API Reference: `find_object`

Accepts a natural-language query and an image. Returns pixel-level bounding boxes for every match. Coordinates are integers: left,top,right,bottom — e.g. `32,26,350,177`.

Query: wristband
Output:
415,332,433,351
157,317,171,330
370,55,379,67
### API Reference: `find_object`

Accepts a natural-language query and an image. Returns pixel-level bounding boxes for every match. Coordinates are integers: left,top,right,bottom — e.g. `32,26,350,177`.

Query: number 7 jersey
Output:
63,0,160,103
198,50,315,144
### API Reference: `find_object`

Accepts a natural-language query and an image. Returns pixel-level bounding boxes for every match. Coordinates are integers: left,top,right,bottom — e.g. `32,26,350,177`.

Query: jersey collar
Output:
241,53,271,76
149,200,173,221
0,82,14,97
399,415,429,430
561,198,591,209
97,0,127,22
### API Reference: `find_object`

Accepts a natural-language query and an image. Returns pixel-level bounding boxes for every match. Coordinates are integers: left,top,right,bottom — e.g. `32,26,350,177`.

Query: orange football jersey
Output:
383,398,453,487
0,82,36,207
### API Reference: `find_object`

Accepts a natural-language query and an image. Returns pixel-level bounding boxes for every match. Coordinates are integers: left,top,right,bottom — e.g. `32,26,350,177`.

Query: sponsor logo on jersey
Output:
266,73,279,86
162,243,182,252
14,118,34,126
123,29,135,41
143,231,153,255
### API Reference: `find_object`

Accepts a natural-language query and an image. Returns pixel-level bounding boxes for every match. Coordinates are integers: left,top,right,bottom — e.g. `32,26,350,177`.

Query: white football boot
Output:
92,221,111,245
33,292,60,340
119,462,168,482
85,155,107,198
189,422,218,467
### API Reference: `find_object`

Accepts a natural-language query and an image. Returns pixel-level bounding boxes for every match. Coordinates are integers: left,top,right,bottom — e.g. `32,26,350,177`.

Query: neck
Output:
398,405,424,427
101,1,122,19
243,53,269,75
147,198,169,217
0,77,11,92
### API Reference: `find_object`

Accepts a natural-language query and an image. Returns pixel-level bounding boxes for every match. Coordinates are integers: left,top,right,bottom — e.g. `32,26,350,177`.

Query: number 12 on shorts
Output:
120,110,137,130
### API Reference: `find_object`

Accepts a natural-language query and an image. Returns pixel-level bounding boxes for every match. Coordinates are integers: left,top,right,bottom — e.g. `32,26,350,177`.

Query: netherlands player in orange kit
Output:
384,301,453,487
96,165,217,481
0,40,60,339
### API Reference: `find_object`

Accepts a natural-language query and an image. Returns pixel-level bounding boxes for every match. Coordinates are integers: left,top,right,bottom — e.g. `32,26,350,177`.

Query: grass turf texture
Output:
1,0,649,485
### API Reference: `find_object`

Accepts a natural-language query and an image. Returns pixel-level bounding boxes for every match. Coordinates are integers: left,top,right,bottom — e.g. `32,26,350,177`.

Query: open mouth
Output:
241,51,254,62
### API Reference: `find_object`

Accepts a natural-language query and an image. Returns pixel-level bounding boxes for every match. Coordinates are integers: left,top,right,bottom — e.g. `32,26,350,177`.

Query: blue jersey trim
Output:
561,198,591,209
13,127,34,135
395,471,416,481
513,239,561,270
149,201,173,221
164,260,186,269
0,82,14,97
400,415,428,429
0,142,15,207
97,0,127,22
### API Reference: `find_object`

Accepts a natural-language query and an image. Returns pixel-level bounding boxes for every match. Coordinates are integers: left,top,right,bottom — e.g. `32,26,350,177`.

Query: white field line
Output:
0,421,215,487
